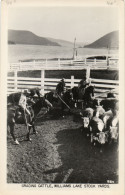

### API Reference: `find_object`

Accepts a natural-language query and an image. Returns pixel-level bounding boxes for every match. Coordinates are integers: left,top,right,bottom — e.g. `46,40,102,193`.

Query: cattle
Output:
109,112,119,144
95,105,105,117
80,108,94,135
110,127,119,141
89,110,106,147
92,131,109,145
100,98,118,112
100,110,113,130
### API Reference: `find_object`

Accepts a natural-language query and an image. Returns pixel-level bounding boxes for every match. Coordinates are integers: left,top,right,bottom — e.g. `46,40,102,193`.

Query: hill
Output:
8,30,60,46
84,31,119,48
47,37,74,47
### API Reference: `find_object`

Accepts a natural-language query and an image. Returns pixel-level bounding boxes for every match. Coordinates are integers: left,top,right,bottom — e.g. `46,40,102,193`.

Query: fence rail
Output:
7,73,119,99
9,57,118,71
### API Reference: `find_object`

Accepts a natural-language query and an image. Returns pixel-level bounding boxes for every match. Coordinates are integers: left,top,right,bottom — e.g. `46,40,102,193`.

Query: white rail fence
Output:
9,58,118,71
7,73,119,98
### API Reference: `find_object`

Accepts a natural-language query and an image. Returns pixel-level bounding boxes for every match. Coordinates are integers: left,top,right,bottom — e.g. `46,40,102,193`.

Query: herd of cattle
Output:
7,85,119,148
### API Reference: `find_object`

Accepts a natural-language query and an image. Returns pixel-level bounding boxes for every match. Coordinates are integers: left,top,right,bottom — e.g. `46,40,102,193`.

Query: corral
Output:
7,63,119,183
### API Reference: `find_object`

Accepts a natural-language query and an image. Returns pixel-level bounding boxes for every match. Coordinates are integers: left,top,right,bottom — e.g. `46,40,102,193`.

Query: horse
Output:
44,91,58,104
7,97,53,145
83,85,95,107
60,89,73,112
72,85,95,108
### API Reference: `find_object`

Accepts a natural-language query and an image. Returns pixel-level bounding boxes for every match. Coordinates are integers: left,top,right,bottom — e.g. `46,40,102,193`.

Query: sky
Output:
8,6,119,43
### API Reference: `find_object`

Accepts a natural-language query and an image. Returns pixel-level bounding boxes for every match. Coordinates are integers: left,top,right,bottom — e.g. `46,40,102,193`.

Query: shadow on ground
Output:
44,127,118,183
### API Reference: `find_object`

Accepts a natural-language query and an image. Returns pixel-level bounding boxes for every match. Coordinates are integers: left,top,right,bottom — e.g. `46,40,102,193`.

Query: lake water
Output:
8,44,118,63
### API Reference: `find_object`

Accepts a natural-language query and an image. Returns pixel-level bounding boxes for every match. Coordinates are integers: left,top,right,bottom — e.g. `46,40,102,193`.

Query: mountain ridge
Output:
84,31,119,48
8,29,61,46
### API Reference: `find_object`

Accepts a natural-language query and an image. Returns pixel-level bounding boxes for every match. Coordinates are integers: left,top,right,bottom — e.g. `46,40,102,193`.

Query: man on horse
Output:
56,78,66,96
18,89,33,126
8,90,33,127
78,76,90,90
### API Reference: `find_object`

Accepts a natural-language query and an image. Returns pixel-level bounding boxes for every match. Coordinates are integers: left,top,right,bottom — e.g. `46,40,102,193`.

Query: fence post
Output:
71,75,74,88
45,59,48,68
14,70,18,92
19,61,21,70
34,60,36,67
84,58,87,65
94,58,96,65
58,58,60,68
86,66,90,81
107,58,110,70
41,70,45,95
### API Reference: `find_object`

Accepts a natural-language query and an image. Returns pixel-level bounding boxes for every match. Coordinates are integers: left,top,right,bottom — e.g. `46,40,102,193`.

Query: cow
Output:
92,131,109,145
100,98,118,112
80,108,94,135
109,112,119,144
95,105,105,117
100,110,113,130
89,110,107,148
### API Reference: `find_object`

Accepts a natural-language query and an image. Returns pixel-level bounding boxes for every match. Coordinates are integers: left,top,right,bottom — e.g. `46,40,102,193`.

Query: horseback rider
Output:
78,76,90,90
56,78,66,96
18,89,32,126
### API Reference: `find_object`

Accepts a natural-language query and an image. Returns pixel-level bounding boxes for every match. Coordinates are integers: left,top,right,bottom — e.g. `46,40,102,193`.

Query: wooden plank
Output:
91,78,119,84
7,81,15,83
17,77,41,81
17,85,42,89
17,81,41,85
44,78,61,82
7,77,15,80
94,88,119,93
92,83,119,88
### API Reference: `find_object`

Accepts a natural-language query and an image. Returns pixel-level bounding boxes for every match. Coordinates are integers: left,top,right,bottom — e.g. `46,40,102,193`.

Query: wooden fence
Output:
7,70,119,98
9,57,118,71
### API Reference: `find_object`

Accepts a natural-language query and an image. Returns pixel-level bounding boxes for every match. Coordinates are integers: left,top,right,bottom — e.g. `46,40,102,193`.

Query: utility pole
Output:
73,37,76,60
107,45,110,69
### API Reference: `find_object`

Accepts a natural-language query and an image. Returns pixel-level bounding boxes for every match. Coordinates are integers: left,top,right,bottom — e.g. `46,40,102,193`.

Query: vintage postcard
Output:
0,0,124,194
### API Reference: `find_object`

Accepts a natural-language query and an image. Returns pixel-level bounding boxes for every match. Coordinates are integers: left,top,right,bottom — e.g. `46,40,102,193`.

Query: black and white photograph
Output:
0,0,124,194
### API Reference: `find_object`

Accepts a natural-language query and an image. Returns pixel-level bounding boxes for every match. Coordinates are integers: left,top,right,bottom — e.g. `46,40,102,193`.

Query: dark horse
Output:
72,85,95,108
7,97,53,145
60,89,73,113
83,85,95,107
45,90,73,116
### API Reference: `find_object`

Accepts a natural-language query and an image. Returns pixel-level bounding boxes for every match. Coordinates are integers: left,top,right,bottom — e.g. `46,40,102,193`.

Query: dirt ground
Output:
7,108,118,184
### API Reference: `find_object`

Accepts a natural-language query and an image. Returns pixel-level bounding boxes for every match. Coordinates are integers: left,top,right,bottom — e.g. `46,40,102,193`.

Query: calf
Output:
92,131,109,145
95,105,105,117
89,111,105,145
110,127,119,141
100,110,113,130
80,108,94,135
80,108,94,128
109,112,119,143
